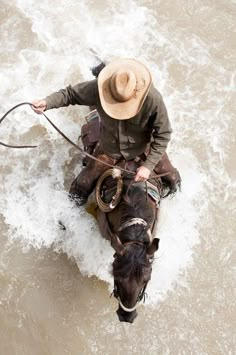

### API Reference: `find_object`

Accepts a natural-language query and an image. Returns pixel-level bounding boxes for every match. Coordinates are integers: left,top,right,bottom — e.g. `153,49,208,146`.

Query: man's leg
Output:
69,144,118,206
153,153,181,194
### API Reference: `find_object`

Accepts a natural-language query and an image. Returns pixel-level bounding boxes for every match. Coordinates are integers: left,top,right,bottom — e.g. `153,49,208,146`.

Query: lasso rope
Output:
0,102,170,180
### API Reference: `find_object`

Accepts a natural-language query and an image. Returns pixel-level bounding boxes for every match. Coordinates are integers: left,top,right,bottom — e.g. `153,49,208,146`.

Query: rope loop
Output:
0,103,171,181
95,169,123,212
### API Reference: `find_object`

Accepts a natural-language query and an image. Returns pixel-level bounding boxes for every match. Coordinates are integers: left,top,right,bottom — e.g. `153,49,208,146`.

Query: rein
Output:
0,102,171,181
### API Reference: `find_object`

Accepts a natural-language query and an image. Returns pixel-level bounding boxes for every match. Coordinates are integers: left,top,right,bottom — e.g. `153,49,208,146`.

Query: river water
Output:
0,0,235,354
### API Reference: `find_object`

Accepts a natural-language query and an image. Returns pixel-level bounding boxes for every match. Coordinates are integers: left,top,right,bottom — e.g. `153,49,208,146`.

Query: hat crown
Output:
109,70,136,102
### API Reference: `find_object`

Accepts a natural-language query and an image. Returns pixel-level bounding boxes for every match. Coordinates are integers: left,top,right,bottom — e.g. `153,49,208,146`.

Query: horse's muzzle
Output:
116,306,137,323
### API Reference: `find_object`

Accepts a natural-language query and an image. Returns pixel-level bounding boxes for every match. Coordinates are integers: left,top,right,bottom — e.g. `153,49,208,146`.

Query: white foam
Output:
147,149,207,302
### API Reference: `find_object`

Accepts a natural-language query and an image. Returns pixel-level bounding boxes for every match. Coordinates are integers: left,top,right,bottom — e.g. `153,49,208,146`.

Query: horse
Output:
79,104,181,323
96,171,161,323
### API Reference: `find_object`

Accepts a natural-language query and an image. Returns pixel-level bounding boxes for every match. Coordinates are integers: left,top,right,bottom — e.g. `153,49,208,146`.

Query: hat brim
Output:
98,58,152,120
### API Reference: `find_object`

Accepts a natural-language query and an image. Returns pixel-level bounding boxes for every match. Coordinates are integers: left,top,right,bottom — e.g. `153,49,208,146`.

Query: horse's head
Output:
112,238,159,323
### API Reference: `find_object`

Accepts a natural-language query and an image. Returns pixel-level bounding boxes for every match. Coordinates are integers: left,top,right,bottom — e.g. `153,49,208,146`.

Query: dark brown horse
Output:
96,175,161,323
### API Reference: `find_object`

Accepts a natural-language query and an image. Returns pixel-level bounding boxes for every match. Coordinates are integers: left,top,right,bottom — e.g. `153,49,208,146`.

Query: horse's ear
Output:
146,238,160,256
111,234,125,256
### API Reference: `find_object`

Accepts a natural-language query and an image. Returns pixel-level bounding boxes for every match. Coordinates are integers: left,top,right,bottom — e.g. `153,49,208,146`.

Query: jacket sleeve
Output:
142,93,172,171
44,79,98,110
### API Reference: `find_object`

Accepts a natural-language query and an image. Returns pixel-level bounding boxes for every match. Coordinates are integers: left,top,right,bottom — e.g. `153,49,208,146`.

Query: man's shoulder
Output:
148,84,163,102
144,84,163,112
74,79,99,102
78,78,98,90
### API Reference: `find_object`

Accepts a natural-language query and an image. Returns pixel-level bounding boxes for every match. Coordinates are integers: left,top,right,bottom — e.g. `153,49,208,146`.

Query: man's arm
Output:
142,93,172,172
32,79,99,113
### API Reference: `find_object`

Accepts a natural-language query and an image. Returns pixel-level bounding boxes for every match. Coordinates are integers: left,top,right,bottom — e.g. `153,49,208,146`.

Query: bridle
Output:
112,277,148,313
112,217,151,313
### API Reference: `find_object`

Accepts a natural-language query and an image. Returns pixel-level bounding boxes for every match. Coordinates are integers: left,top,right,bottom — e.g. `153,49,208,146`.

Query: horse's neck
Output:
120,185,158,236
120,186,148,221
108,184,155,236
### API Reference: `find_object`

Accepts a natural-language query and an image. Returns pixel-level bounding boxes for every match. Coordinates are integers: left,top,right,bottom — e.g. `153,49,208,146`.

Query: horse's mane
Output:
113,243,152,282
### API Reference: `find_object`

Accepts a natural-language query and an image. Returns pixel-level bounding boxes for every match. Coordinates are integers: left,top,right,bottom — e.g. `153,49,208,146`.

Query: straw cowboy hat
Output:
98,58,152,119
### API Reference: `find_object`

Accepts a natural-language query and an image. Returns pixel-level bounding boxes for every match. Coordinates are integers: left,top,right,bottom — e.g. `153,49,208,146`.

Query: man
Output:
32,58,180,205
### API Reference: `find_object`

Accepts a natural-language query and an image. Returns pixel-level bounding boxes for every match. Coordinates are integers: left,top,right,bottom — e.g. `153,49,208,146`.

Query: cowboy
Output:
32,58,181,205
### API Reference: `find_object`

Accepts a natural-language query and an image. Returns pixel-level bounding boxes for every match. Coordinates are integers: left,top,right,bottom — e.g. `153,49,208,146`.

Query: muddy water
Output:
0,0,235,354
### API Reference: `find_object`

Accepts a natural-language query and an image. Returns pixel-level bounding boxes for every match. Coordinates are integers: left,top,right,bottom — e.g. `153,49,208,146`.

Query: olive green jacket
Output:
45,79,172,171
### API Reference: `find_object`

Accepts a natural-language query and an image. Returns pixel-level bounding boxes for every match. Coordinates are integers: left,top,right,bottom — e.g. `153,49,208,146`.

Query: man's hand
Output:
31,100,47,114
134,166,151,182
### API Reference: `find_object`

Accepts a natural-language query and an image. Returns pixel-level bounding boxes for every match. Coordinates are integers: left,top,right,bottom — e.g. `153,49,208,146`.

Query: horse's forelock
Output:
119,224,150,244
113,244,151,282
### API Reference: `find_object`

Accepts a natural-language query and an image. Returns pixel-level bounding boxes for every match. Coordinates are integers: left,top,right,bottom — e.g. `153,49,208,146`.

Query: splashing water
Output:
0,0,235,353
